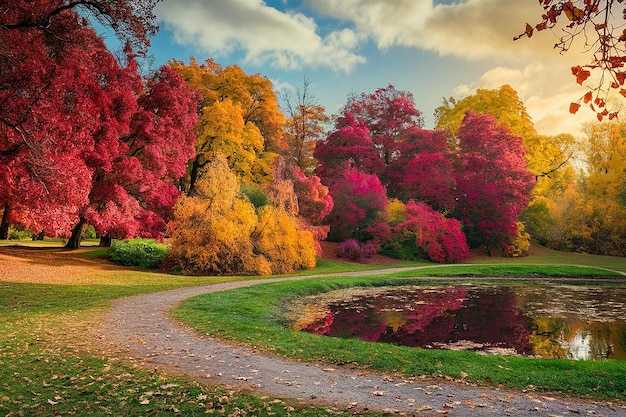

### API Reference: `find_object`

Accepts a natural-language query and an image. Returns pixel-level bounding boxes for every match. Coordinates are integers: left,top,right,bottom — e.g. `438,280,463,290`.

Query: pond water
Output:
291,285,626,360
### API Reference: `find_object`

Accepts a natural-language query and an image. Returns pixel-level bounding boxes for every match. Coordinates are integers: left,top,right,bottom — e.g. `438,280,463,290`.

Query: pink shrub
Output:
396,201,469,263
337,239,378,262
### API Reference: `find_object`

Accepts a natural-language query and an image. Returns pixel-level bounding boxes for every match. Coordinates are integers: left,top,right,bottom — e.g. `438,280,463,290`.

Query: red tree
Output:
0,12,126,238
0,0,161,239
455,111,535,254
66,63,199,248
337,85,424,182
2,0,158,54
387,127,456,211
325,166,388,242
314,114,383,187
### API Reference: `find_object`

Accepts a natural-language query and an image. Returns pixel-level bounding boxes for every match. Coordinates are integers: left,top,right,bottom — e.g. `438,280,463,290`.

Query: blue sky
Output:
123,0,605,136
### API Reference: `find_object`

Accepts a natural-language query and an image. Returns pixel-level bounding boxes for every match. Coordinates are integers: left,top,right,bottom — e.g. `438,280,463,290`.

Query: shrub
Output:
8,225,31,240
381,201,469,263
337,239,377,262
110,238,169,269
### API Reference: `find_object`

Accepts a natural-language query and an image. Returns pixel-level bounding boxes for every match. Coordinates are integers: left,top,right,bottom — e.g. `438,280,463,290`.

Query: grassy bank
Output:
172,265,626,402
0,249,383,416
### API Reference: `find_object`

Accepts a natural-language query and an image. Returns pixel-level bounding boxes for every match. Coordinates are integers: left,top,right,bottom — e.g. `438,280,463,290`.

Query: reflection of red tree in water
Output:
449,288,531,353
303,286,532,354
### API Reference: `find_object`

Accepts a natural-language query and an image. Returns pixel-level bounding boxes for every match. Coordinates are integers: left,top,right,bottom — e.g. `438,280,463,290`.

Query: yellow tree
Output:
168,153,317,275
168,154,266,275
170,58,285,193
546,121,626,255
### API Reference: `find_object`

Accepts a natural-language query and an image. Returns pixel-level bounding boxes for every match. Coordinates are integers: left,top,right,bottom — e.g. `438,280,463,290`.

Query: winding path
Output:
101,270,626,416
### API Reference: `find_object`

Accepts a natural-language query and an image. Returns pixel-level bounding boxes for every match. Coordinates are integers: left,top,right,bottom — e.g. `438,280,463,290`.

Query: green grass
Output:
172,266,626,402
2,240,626,415
0,249,384,416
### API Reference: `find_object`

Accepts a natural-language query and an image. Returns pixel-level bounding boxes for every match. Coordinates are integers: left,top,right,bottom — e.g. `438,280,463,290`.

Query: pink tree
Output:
387,127,456,211
455,111,535,254
314,114,383,187
325,166,388,242
337,85,424,169
66,63,199,248
397,201,469,263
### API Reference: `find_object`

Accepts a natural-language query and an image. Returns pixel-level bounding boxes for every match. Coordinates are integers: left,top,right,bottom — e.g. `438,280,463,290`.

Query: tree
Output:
381,200,469,263
1,13,127,238
2,0,159,55
386,127,456,211
337,85,424,175
168,155,265,275
435,85,575,185
515,1,626,119
0,1,162,240
435,85,536,142
171,58,285,192
282,78,330,174
168,154,317,275
314,114,383,187
65,63,199,248
455,111,535,254
548,120,626,255
325,166,388,242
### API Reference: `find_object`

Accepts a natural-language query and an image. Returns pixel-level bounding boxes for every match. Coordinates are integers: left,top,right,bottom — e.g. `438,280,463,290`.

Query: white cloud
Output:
453,63,596,137
307,0,578,63
155,0,366,72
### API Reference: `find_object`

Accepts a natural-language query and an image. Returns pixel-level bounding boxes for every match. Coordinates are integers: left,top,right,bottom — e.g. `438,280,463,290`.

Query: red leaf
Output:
583,91,593,103
525,23,533,38
569,102,581,114
576,69,591,85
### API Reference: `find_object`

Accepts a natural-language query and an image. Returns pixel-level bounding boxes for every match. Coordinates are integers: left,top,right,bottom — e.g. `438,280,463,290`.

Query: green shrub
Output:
379,239,427,261
8,226,31,241
109,238,169,269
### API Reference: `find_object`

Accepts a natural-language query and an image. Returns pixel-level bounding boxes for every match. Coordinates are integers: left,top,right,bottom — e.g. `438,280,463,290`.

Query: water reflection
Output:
292,285,626,360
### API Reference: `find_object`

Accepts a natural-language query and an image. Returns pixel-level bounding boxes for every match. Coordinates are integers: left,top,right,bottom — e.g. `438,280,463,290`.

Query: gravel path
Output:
101,273,626,416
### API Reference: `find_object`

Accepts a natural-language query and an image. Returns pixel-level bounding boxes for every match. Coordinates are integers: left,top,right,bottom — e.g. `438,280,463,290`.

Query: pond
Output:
290,284,626,360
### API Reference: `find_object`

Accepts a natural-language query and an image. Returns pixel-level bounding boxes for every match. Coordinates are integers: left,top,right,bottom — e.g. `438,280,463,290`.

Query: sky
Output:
130,0,604,137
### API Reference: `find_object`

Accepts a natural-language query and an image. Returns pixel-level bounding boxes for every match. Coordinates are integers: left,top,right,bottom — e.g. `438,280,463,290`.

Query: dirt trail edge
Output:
101,271,626,417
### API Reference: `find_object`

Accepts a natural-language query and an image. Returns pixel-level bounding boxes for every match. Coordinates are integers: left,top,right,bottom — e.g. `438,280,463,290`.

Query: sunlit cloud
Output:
453,63,596,136
155,0,366,72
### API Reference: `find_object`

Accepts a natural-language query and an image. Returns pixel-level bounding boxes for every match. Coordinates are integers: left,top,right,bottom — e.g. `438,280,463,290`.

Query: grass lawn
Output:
1,239,626,415
0,243,384,416
172,262,626,403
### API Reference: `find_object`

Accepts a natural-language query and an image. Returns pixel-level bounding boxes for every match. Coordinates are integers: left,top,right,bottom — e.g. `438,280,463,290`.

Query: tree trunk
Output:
99,234,112,247
0,204,9,240
65,217,86,249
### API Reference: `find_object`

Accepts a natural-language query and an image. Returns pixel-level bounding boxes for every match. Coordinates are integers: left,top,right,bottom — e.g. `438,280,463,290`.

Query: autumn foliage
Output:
380,201,469,263
168,155,316,276
4,0,613,268
517,1,626,119
455,111,535,254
